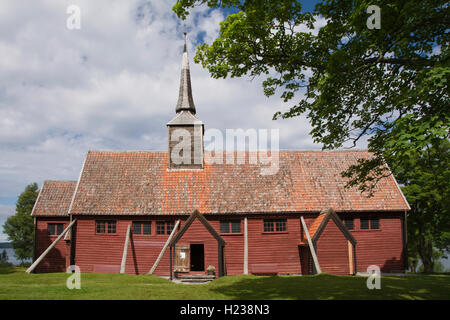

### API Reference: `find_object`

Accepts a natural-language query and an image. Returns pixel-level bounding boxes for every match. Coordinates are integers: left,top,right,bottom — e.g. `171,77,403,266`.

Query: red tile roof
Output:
31,181,77,216
67,150,409,215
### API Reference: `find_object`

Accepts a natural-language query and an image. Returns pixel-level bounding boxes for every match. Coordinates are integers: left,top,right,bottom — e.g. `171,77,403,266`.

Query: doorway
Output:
190,244,204,271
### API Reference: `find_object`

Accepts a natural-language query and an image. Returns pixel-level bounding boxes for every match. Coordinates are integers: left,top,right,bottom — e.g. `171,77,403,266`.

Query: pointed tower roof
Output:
175,33,196,114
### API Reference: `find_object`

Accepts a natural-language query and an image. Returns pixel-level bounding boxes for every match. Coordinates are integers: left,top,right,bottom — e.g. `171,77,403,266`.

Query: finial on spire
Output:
183,31,187,53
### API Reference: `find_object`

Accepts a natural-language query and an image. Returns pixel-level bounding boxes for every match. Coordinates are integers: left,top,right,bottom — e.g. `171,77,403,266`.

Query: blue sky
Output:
0,0,347,242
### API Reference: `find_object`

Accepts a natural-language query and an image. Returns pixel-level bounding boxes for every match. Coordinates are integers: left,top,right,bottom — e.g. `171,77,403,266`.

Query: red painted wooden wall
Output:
35,217,70,273
35,212,405,275
315,218,351,275
348,214,405,272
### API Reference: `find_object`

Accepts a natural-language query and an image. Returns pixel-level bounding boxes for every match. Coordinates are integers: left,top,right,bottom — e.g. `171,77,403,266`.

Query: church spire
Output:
175,32,196,114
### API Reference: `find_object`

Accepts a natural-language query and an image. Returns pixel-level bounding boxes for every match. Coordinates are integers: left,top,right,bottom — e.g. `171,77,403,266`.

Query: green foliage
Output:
172,0,449,192
417,260,447,274
2,183,39,262
395,139,450,273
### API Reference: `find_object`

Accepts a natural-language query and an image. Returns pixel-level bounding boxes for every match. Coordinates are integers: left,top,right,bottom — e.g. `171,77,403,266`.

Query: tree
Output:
2,183,39,262
417,250,446,273
173,0,449,272
394,139,450,273
172,0,449,193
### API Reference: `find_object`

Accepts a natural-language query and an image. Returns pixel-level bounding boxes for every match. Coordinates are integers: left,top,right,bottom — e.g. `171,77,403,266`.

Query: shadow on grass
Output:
208,274,450,300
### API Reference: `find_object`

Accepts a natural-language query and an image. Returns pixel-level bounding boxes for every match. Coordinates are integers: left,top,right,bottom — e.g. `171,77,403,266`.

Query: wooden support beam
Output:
149,220,180,274
26,219,77,274
120,224,131,274
218,244,223,277
348,240,354,275
243,217,248,275
169,246,173,280
300,216,321,274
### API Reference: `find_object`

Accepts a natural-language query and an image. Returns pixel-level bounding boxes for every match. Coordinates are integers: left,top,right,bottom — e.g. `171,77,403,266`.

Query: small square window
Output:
133,222,151,235
96,221,105,233
264,219,286,233
275,220,286,232
231,221,241,233
370,218,379,230
264,220,274,232
108,221,116,234
96,220,116,234
220,221,230,233
48,223,64,236
156,222,165,235
344,218,354,230
143,222,151,235
166,221,174,234
220,220,241,233
360,218,369,230
133,222,141,234
48,223,55,235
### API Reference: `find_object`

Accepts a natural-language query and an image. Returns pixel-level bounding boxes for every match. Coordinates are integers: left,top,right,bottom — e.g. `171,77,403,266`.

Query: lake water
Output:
1,247,32,265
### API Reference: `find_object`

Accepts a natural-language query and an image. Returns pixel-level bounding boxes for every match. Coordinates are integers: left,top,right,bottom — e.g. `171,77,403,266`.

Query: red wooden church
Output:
29,42,410,278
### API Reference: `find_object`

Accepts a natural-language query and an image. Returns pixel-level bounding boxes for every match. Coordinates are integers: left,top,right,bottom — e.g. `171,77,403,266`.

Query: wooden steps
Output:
179,275,216,284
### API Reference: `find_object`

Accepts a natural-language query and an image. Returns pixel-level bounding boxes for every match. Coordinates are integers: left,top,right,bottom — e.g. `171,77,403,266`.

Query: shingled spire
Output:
175,33,196,114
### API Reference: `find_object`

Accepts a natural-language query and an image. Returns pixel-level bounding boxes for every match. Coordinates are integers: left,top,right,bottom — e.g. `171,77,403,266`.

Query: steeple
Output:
175,33,196,114
167,32,204,170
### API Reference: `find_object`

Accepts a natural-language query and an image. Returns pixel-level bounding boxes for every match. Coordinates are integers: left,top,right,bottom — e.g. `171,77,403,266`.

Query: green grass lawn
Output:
0,266,449,300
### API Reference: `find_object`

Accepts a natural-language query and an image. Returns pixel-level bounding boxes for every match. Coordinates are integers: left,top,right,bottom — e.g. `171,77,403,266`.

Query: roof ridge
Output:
84,149,370,153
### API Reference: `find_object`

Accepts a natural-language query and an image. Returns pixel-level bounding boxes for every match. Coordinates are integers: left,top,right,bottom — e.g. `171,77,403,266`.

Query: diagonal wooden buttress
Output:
120,224,131,274
300,216,321,274
149,220,181,274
